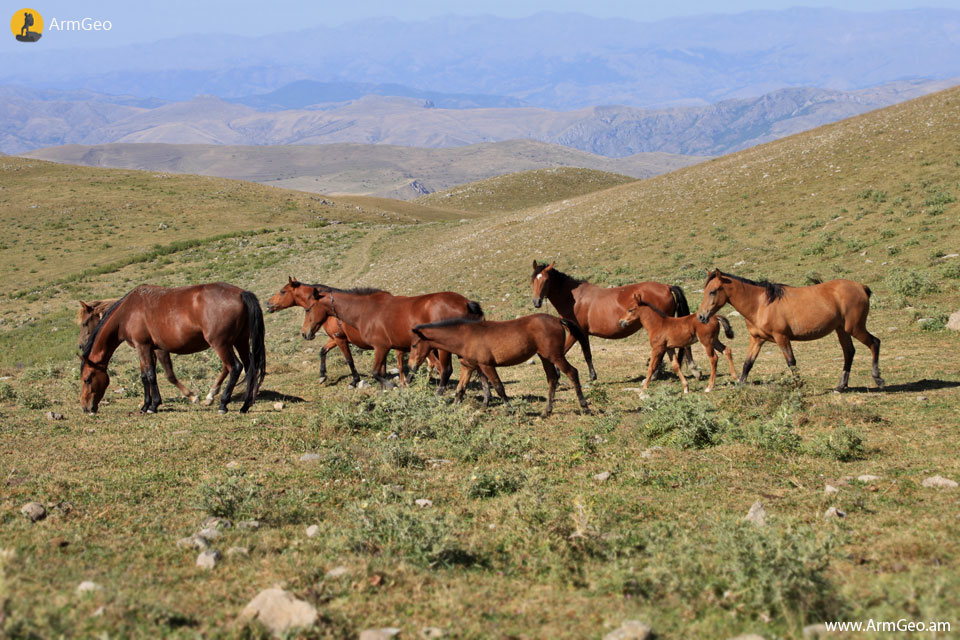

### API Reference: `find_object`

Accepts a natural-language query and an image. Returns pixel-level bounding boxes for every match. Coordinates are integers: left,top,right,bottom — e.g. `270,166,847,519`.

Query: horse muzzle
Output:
301,330,316,341
618,319,628,329
697,312,709,324
532,297,542,308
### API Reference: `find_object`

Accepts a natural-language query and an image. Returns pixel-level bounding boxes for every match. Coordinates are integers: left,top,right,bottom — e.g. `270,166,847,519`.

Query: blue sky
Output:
7,0,960,49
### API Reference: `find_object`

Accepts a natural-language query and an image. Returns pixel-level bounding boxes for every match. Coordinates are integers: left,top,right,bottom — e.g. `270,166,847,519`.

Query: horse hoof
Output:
146,409,156,414
874,377,885,388
188,395,199,404
202,397,214,406
317,376,327,385
218,408,227,415
704,387,712,393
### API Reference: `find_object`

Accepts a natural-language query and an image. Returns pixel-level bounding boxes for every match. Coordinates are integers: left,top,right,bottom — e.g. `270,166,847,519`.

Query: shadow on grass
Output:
847,378,960,393
257,389,306,403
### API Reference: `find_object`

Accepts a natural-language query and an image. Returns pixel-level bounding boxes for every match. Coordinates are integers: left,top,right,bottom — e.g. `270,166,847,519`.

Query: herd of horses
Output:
76,262,885,417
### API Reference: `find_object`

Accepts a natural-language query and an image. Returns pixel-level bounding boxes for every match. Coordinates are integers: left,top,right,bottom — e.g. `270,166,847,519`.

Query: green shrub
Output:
16,390,49,410
885,269,939,297
326,384,479,439
197,470,262,519
0,382,14,401
743,404,804,454
467,468,526,499
807,426,865,462
639,391,729,449
941,262,960,279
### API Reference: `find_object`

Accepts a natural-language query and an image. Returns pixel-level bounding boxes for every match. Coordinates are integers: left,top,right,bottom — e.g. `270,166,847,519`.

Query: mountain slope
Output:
22,140,699,200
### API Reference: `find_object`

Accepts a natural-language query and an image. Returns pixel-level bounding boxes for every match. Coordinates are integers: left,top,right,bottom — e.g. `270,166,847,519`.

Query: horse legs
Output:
642,344,667,390
538,355,560,417
701,340,720,392
202,365,230,406
211,344,243,413
453,365,474,404
436,350,454,394
739,336,766,384
773,335,798,375
394,349,409,386
668,349,689,394
551,354,590,415
155,349,197,402
683,346,703,380
850,326,884,388
715,340,737,381
833,330,855,392
317,337,335,384
370,346,393,389
234,339,254,413
477,364,508,407
563,328,596,381
136,345,162,414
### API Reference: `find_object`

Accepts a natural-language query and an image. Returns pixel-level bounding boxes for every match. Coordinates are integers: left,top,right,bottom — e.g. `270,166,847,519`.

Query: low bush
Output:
639,390,730,449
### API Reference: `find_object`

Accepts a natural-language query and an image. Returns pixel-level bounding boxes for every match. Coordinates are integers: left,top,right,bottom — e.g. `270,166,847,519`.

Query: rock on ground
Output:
857,475,881,483
946,310,960,331
20,502,46,522
177,534,210,550
202,517,232,529
359,629,402,640
415,498,434,508
300,453,320,462
325,566,349,578
237,519,261,530
922,475,958,489
76,581,102,594
824,506,846,520
744,501,766,527
238,588,318,637
305,524,320,538
603,620,653,640
824,484,839,496
593,471,612,482
730,635,766,640
640,446,663,459
196,549,221,569
198,527,222,542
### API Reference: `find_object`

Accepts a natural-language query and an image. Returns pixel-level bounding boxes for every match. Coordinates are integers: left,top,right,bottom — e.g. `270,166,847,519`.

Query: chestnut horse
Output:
267,278,444,386
78,299,228,404
301,288,483,390
530,261,698,381
80,283,265,414
696,270,883,392
411,315,591,417
618,295,736,393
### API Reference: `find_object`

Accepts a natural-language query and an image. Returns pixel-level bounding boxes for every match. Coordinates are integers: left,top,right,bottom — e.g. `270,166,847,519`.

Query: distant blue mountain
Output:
230,80,525,110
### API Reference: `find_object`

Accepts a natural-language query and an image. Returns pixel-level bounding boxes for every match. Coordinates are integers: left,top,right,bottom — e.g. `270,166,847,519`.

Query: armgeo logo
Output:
11,8,114,43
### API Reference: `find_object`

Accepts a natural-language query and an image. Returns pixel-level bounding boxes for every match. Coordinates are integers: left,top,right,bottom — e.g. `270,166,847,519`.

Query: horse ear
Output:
79,300,94,313
546,261,555,271
288,276,300,287
311,288,321,299
532,260,538,270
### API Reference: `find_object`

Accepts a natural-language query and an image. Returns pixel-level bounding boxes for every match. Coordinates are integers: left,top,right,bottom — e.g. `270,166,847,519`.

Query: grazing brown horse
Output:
530,261,698,381
78,299,225,404
411,315,591,417
618,295,736,393
80,283,265,414
301,288,483,390
696,270,883,392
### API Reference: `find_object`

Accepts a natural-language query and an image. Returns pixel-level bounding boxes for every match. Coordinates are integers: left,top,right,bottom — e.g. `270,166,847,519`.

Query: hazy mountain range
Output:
3,9,960,109
4,78,954,157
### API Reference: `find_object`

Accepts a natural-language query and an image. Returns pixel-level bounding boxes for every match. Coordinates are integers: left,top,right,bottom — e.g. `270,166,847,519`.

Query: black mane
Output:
414,316,484,332
306,283,385,296
81,292,129,358
710,271,787,303
533,262,584,286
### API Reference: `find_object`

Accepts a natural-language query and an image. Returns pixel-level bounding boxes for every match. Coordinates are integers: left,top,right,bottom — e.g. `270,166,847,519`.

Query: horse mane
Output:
414,316,484,332
306,283,384,296
533,262,584,286
81,293,129,359
637,300,669,318
710,271,787,304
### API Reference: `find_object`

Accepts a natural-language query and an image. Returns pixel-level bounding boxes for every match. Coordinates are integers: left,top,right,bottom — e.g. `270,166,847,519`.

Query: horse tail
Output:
466,300,484,318
669,285,690,317
717,315,734,340
560,318,591,366
241,291,266,408
863,285,872,299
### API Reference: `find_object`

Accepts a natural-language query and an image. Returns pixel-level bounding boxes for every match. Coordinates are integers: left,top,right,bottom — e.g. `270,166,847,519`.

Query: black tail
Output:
864,285,872,299
466,300,484,317
717,315,734,339
241,291,266,411
670,285,690,318
559,318,591,365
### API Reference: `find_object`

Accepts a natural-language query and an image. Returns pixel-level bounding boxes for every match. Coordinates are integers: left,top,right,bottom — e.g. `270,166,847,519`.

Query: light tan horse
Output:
696,269,883,391
618,295,736,393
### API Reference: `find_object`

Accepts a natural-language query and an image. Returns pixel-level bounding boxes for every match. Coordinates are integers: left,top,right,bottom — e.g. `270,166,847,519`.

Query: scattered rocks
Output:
824,506,846,520
947,310,960,332
922,475,958,489
744,501,766,527
824,484,840,496
177,534,210,550
273,401,285,411
45,411,65,421
196,549,221,569
238,588,318,637
237,519,261,530
325,566,349,579
356,380,371,389
415,498,434,508
305,524,320,538
76,581,102,595
603,620,653,640
226,546,249,557
857,475,881,483
359,629,402,640
20,502,46,522
593,471,612,483
299,453,320,463
198,527,222,542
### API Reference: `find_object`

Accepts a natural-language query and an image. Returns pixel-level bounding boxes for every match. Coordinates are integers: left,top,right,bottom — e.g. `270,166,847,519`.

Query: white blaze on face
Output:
536,273,543,280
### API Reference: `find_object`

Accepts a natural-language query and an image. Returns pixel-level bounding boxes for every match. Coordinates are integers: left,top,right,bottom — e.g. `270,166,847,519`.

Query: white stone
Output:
824,506,846,520
177,534,209,550
359,629,402,640
744,501,766,527
76,581,102,594
593,471,612,482
325,566,349,578
824,484,839,496
198,527,221,541
305,524,320,538
237,519,261,530
196,549,221,569
226,461,241,469
415,498,434,508
300,453,320,462
20,502,46,522
273,401,285,410
946,310,960,331
922,475,958,489
603,620,654,640
857,475,881,483
238,588,318,636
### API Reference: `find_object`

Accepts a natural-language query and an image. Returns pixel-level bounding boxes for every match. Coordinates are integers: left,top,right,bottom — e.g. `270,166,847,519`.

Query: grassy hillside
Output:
1,89,959,639
417,167,636,213
23,140,701,200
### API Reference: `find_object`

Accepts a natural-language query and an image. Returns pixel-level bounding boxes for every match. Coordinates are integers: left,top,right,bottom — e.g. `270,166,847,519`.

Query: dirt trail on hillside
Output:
334,228,388,286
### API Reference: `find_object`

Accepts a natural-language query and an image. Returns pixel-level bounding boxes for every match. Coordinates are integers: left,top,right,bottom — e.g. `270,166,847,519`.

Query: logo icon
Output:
11,8,43,42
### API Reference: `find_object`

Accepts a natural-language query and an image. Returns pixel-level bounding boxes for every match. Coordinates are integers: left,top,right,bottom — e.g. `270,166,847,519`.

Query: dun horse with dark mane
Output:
530,261,698,380
697,269,883,391
80,283,265,414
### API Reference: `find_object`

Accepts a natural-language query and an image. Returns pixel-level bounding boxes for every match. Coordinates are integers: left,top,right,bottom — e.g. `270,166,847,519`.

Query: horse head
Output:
79,353,110,414
301,289,332,340
697,269,730,323
530,260,555,308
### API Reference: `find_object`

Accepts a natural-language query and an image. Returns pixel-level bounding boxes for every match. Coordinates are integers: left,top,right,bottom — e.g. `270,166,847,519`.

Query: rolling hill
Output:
22,140,697,200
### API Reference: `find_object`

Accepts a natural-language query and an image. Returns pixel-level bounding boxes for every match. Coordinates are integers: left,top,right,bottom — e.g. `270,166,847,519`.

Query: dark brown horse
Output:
78,299,229,404
696,270,883,391
530,261,698,381
80,283,265,414
411,315,591,417
618,295,736,393
301,288,483,390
